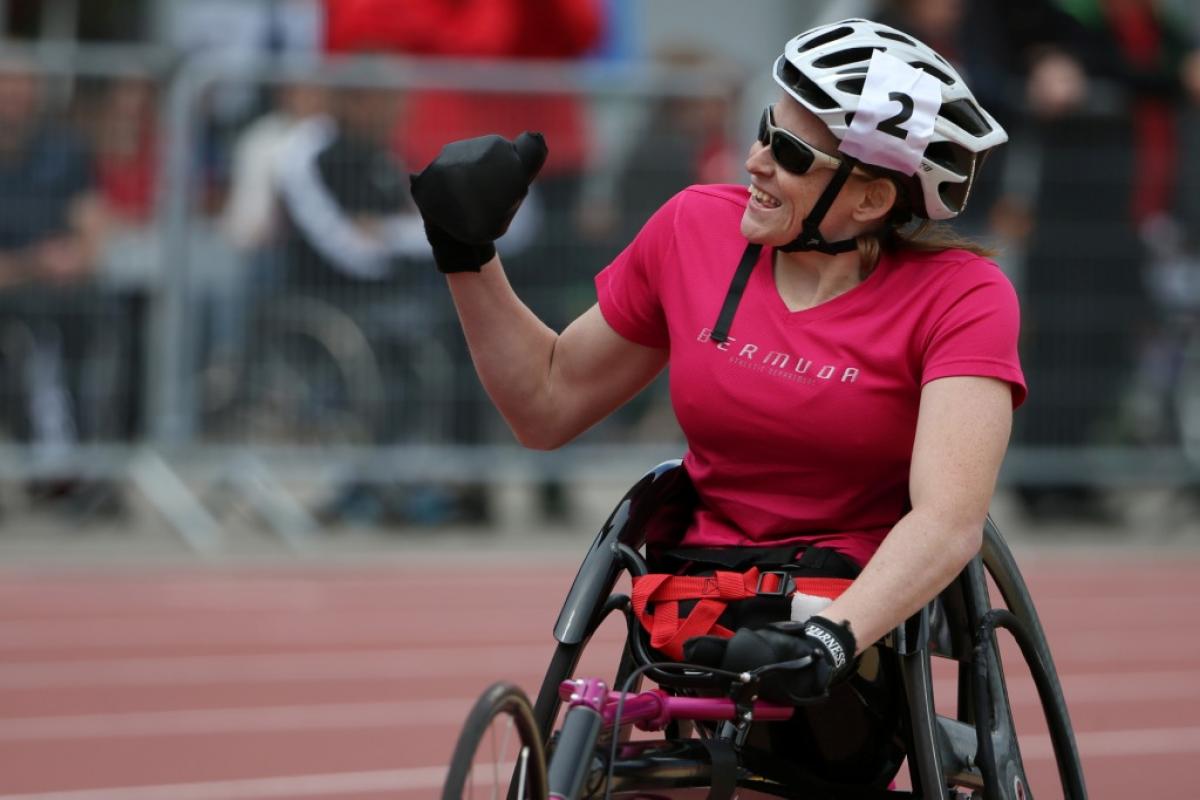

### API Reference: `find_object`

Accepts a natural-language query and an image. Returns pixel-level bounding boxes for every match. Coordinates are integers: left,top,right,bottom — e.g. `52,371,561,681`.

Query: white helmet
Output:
774,18,1007,221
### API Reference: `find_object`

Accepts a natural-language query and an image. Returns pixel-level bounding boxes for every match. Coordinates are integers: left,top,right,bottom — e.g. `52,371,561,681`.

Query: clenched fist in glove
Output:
409,131,548,273
683,616,858,704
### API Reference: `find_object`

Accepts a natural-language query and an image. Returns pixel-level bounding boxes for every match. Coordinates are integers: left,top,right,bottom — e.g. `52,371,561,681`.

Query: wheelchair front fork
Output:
547,700,605,800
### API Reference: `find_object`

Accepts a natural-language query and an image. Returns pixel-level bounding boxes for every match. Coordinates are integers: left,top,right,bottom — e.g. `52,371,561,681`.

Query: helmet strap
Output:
778,156,859,255
709,156,863,344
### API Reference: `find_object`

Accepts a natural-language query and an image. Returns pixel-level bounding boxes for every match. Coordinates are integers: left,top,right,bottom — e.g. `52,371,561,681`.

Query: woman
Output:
411,19,1023,783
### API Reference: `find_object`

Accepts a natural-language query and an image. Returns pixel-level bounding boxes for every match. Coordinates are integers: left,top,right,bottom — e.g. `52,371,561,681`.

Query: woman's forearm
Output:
820,508,983,652
446,255,563,448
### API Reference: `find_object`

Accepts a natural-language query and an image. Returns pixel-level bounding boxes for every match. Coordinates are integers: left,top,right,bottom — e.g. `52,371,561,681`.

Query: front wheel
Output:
443,682,548,800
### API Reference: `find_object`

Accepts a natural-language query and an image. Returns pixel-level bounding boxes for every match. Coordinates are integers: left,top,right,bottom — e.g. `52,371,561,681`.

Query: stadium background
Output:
0,0,1198,797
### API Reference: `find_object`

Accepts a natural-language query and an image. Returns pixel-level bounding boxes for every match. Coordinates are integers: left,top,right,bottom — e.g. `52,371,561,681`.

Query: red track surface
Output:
0,552,1195,798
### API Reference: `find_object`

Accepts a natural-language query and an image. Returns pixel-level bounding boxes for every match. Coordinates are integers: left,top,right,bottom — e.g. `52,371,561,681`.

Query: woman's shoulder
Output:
888,247,1014,292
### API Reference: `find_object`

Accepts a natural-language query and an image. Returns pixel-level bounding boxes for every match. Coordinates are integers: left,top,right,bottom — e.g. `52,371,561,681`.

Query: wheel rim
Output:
444,684,546,800
465,708,522,798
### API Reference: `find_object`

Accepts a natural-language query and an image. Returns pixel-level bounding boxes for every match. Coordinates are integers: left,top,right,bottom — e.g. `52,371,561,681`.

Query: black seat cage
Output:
532,460,1088,800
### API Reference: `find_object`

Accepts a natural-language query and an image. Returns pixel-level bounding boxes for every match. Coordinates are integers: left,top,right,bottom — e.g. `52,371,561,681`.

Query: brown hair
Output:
856,176,997,276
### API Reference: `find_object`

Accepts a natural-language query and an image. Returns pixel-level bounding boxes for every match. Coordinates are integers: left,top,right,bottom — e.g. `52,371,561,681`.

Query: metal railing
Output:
0,42,1196,549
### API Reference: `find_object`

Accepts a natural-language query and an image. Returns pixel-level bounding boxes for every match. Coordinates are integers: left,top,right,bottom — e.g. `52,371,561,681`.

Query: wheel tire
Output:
442,682,548,800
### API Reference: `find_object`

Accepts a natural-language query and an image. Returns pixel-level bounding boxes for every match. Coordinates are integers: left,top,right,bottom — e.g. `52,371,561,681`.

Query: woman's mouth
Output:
749,184,782,209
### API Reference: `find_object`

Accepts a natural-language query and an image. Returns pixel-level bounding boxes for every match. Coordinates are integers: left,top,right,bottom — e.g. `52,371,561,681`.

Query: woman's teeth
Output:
749,185,781,209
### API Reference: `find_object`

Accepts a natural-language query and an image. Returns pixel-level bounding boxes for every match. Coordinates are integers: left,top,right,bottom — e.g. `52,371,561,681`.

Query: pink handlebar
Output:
557,679,794,732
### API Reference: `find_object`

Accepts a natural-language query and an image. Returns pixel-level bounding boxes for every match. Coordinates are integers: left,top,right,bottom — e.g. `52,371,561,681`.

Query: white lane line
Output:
3,725,1200,799
1024,724,1200,759
0,641,1185,710
0,646,567,688
959,671,1200,706
1,618,1192,658
1,671,1196,742
0,638,624,690
0,767,448,799
0,699,476,740
0,617,567,650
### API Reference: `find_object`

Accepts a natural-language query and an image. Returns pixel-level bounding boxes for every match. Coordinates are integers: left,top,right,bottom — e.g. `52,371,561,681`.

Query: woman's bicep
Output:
545,304,669,445
909,376,1014,527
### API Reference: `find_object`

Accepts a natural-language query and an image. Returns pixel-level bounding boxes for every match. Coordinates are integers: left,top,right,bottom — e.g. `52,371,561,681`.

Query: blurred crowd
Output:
0,0,1197,527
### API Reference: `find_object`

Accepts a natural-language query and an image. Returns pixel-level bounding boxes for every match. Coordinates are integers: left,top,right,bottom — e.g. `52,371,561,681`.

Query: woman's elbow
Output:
511,421,574,451
950,519,985,564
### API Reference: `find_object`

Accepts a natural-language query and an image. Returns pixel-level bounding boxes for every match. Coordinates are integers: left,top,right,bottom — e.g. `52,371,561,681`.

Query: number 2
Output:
878,91,914,140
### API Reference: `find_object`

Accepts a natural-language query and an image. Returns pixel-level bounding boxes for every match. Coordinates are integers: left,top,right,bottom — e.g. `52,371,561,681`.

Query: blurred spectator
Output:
81,74,160,227
71,72,162,456
324,0,605,522
270,78,489,525
869,0,1180,518
222,82,330,254
197,82,331,415
0,55,121,516
1013,0,1200,518
873,0,1091,236
161,0,324,209
275,81,428,288
609,47,741,243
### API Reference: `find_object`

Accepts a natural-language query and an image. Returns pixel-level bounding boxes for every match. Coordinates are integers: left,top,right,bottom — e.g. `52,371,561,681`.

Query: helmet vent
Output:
779,59,839,109
834,76,866,96
911,61,954,85
798,26,854,52
940,98,993,136
877,30,917,46
925,141,973,177
814,47,883,69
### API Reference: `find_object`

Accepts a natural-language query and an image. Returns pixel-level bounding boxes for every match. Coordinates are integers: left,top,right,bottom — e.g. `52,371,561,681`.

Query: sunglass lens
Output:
759,107,814,175
771,136,814,174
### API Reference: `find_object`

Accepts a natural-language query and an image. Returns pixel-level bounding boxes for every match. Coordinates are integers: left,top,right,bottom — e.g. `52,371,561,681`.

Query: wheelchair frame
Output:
529,460,1088,799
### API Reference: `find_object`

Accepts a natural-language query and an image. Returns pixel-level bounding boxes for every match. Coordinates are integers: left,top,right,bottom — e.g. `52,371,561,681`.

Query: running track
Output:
0,551,1196,799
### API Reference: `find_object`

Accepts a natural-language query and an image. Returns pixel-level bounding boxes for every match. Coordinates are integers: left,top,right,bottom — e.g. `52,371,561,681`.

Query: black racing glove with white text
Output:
683,616,858,704
409,131,548,273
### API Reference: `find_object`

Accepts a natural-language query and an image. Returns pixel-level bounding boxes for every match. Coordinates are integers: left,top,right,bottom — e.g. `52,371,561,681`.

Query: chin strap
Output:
711,157,861,344
777,157,860,255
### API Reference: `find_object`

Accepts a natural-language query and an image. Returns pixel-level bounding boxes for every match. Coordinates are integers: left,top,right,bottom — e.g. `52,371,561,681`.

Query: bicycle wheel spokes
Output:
443,683,548,800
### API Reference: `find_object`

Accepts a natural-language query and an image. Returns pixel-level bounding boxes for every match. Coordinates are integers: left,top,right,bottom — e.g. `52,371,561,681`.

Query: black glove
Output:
409,131,548,273
682,616,858,704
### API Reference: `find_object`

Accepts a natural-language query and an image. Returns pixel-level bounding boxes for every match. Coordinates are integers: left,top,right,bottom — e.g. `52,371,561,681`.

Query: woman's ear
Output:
853,176,898,225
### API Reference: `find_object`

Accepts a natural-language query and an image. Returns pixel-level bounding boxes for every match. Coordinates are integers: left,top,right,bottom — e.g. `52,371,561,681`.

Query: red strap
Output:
630,569,852,661
790,576,854,600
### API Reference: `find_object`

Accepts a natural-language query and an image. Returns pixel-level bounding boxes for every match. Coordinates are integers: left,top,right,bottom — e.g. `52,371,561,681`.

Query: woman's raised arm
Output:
448,259,668,450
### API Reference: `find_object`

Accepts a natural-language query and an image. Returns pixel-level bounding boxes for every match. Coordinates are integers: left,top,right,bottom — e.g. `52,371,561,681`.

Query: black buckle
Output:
755,571,793,597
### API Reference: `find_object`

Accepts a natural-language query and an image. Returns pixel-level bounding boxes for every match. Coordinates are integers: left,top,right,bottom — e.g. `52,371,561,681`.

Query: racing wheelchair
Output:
443,460,1088,799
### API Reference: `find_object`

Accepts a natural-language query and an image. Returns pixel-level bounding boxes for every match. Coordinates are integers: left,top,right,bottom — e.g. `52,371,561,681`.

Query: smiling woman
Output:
408,16,1023,790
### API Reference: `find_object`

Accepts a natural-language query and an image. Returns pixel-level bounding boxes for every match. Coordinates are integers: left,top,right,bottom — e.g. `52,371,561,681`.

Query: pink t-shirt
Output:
595,184,1026,567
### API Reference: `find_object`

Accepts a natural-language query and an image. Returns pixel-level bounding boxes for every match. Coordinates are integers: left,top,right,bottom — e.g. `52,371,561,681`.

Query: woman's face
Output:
740,95,854,247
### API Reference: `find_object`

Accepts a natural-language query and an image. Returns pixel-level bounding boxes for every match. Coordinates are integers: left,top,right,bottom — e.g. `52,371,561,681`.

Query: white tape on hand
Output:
840,49,941,175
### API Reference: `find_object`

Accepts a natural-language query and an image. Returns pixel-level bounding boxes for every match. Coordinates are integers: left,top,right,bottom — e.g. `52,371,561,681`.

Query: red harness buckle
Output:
631,567,852,661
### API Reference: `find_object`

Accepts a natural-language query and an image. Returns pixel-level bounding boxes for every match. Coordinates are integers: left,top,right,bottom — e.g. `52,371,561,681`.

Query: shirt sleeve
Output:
593,191,684,350
921,258,1027,408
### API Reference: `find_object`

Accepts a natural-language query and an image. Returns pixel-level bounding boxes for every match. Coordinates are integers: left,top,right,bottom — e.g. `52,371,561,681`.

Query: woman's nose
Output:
746,141,773,175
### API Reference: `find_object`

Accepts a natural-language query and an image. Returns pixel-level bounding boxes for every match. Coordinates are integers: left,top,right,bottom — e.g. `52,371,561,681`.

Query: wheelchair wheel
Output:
443,682,548,800
239,296,386,445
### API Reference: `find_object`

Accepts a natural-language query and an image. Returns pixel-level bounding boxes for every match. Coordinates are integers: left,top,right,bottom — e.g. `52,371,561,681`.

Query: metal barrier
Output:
0,42,1197,550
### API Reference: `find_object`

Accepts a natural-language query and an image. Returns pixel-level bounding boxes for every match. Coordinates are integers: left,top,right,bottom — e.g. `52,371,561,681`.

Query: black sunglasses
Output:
757,104,844,175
